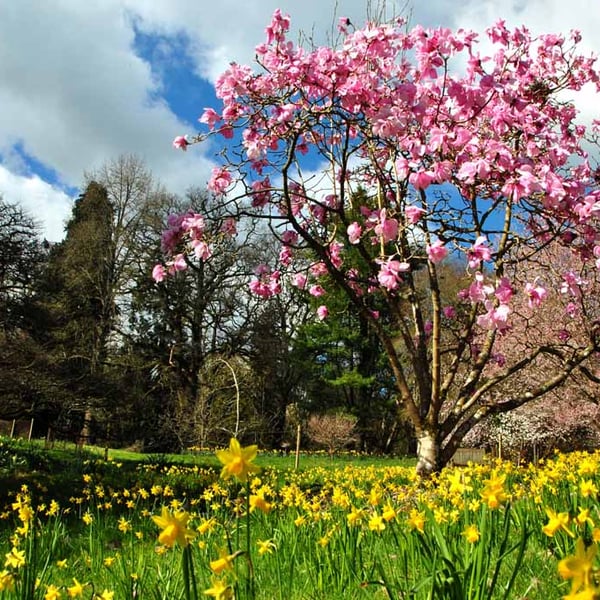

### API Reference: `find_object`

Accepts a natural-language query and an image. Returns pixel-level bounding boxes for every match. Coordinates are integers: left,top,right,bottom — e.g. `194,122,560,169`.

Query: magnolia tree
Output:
157,10,600,475
465,242,600,458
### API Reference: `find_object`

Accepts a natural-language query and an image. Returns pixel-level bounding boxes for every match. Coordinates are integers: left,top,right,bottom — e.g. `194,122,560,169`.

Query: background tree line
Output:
1,154,599,459
0,155,402,453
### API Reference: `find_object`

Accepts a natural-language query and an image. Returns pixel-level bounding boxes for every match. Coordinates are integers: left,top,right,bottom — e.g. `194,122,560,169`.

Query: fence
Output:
0,419,34,440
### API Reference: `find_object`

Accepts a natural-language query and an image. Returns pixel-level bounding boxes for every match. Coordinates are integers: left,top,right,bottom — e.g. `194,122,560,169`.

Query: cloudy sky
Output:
1,0,599,241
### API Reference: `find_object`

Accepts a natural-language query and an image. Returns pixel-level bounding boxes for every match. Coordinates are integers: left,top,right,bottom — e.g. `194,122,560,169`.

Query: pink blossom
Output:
171,254,187,272
377,259,410,292
220,218,237,235
493,353,506,367
560,270,587,297
309,284,326,297
467,236,492,269
208,167,232,195
558,329,571,341
374,209,398,242
525,280,547,308
494,277,514,304
199,108,221,129
310,262,328,277
182,213,205,239
251,177,271,207
443,306,456,319
292,273,307,289
218,125,234,139
316,305,329,320
565,302,579,317
249,266,281,298
594,244,600,270
405,205,426,224
281,230,298,245
394,156,411,179
477,301,510,331
465,272,494,303
426,240,448,264
409,170,435,190
279,245,293,265
347,222,362,244
152,264,166,283
192,240,212,261
173,136,189,151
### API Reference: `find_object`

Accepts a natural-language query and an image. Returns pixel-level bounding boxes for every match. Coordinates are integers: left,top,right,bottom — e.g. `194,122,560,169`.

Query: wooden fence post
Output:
294,424,301,470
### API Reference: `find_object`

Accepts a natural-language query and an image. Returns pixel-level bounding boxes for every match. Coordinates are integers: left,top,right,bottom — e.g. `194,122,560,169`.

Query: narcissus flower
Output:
542,508,573,538
4,548,25,569
249,494,272,514
152,507,195,548
203,576,234,599
44,584,61,600
462,524,480,543
216,438,260,483
0,570,14,592
67,578,85,598
256,539,276,555
209,549,240,574
480,471,507,509
558,538,598,597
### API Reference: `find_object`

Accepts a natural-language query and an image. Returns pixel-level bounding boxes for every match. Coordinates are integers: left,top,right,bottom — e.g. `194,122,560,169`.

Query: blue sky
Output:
1,0,599,241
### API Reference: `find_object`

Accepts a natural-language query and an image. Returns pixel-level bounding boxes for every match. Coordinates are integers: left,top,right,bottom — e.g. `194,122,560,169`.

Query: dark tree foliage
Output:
0,198,44,332
0,197,53,425
31,182,117,437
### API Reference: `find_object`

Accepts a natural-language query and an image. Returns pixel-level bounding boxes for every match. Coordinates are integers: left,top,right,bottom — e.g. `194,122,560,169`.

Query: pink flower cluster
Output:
165,9,600,330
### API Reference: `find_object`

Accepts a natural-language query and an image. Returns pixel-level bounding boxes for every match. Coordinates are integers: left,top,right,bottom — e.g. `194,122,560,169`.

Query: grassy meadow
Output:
0,436,598,599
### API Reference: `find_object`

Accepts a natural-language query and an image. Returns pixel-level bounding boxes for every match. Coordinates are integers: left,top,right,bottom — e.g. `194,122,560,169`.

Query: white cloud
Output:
0,166,72,242
0,0,598,243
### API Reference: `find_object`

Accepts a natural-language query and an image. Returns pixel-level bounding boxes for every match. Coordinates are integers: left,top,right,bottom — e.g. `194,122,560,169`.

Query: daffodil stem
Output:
245,490,255,599
182,545,193,600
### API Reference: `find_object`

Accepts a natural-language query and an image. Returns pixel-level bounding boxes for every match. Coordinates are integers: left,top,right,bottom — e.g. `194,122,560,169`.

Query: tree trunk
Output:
415,430,440,477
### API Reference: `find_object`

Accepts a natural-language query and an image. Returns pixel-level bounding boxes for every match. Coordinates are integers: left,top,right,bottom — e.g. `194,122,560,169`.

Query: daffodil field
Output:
1,438,600,599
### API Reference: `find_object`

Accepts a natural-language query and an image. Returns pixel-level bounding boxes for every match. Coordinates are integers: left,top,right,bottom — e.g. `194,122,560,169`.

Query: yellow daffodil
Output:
558,538,598,597
249,494,272,514
580,480,599,498
480,471,507,509
118,517,132,533
256,539,276,555
294,515,307,527
216,438,260,483
347,507,364,527
462,524,480,543
203,576,234,599
152,507,195,548
382,503,397,522
67,578,85,598
197,517,217,535
5,548,25,569
0,570,15,592
210,549,240,574
97,590,114,600
44,584,61,600
543,508,573,538
407,509,426,533
368,513,385,532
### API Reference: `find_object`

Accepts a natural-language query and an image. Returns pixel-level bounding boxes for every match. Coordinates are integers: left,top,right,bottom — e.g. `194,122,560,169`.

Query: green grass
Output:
0,435,592,599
